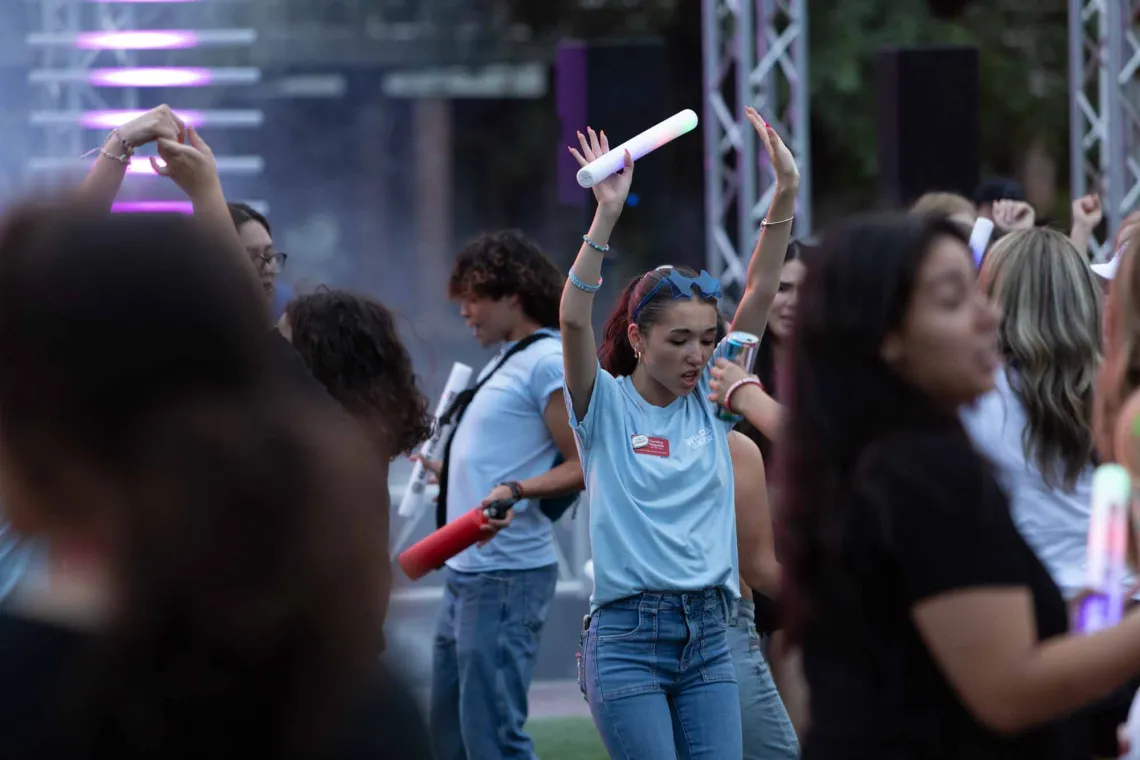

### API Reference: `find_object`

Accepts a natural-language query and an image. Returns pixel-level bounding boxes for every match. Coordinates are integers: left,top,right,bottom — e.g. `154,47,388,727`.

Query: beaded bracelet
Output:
723,376,763,415
582,235,610,253
569,271,602,293
99,149,131,166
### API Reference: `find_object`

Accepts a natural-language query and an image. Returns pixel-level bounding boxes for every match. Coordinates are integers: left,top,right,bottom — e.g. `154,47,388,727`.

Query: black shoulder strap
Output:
435,332,554,529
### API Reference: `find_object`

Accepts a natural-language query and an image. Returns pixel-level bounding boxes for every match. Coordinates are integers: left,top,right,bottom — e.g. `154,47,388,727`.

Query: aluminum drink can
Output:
712,331,760,422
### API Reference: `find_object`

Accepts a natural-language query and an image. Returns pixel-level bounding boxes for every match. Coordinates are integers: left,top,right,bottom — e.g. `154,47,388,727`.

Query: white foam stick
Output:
397,362,473,518
576,109,699,188
1078,463,1131,632
968,217,994,266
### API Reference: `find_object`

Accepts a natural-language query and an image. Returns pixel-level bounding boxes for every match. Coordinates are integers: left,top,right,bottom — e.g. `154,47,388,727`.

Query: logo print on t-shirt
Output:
686,427,714,450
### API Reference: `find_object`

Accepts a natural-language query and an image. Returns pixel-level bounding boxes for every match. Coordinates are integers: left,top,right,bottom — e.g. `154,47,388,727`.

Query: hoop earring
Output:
635,350,642,362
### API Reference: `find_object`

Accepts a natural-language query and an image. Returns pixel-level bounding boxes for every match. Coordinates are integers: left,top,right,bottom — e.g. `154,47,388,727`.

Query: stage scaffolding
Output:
702,0,812,300
24,0,264,202
1069,0,1140,260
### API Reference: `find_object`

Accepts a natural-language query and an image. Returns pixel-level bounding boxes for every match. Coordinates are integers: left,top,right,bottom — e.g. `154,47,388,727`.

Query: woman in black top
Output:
776,213,1140,759
0,206,431,760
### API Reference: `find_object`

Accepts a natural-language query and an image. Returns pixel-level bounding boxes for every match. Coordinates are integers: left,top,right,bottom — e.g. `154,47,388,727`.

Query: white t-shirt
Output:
444,329,565,573
962,367,1126,599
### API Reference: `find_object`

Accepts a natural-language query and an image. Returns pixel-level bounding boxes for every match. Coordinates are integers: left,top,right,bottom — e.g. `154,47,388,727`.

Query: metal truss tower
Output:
702,0,811,299
25,0,265,205
1069,0,1140,260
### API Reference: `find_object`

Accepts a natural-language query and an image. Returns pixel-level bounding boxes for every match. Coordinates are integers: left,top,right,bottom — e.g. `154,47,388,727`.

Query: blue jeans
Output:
728,599,799,760
580,589,743,760
430,564,558,760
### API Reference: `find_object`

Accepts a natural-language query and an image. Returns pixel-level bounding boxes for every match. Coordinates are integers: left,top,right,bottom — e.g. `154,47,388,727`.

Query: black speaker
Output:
556,39,669,204
555,40,675,269
876,46,980,208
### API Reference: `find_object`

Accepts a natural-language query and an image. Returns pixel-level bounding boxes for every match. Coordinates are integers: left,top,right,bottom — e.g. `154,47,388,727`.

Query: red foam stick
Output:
398,500,512,581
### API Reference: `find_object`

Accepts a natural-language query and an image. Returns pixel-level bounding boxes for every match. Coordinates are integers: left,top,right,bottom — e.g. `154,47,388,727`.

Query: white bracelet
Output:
761,215,794,229
723,376,763,415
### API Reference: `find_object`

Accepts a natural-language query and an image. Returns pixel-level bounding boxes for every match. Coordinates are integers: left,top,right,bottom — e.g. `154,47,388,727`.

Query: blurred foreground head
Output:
0,205,387,756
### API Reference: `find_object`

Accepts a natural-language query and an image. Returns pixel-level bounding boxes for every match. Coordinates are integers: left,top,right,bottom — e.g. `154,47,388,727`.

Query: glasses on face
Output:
250,251,287,272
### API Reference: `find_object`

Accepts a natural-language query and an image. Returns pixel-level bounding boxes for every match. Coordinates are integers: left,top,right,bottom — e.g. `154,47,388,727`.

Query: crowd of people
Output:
0,99,1138,760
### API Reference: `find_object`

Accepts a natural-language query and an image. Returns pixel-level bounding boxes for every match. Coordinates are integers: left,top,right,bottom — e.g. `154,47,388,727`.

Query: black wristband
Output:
499,481,523,503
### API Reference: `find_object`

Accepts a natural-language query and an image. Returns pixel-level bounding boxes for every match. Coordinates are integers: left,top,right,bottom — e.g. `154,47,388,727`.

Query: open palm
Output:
745,106,798,187
568,127,634,211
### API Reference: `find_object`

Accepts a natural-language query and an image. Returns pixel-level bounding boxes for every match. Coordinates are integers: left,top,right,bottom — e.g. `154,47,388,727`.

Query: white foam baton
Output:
397,362,473,518
968,217,994,267
575,109,699,189
1077,463,1132,633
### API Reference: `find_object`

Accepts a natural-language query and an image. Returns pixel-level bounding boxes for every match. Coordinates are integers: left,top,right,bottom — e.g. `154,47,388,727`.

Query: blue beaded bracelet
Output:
582,235,610,253
569,271,603,293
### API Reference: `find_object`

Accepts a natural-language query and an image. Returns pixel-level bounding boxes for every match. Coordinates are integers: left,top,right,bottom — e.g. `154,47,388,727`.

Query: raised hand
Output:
993,199,1036,232
568,127,633,214
1072,194,1103,231
118,104,185,148
746,107,799,190
151,126,219,201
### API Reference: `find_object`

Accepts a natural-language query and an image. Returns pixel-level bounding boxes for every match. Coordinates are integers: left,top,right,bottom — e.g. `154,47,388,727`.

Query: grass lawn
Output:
528,717,607,760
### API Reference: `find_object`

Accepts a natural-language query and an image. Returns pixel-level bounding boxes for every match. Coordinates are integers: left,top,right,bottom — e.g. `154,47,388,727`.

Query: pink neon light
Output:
112,201,193,214
125,157,167,174
82,110,204,129
90,68,212,87
77,31,197,50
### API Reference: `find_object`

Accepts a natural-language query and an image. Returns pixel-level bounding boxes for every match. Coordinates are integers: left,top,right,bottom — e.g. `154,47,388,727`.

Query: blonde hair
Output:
1096,213,1140,460
979,228,1102,489
910,192,976,221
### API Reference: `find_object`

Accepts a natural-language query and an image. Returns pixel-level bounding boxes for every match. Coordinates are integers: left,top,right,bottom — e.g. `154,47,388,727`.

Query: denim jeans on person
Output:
579,588,743,760
430,563,559,760
728,598,799,760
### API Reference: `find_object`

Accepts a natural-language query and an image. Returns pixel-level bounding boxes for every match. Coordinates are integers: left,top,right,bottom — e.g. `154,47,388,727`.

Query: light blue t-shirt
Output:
568,358,740,612
445,328,564,573
0,521,34,606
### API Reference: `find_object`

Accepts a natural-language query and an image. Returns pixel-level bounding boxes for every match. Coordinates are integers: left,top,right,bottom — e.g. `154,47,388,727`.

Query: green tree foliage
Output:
500,0,1070,211
810,0,1069,204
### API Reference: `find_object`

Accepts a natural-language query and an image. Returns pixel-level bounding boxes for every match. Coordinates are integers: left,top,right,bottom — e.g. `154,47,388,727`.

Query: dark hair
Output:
286,289,432,457
228,202,271,236
447,230,562,328
972,176,1027,206
754,241,810,392
780,213,970,645
738,242,810,456
0,206,385,756
598,266,717,377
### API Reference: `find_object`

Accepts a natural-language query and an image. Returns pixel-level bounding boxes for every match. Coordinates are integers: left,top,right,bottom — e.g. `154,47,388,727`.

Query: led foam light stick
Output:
968,218,994,268
575,109,699,188
397,362,473,518
1077,463,1132,633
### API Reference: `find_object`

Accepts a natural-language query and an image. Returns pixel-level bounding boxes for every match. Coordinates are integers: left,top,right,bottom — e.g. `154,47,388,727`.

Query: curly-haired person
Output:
279,289,433,655
421,229,583,760
282,289,432,459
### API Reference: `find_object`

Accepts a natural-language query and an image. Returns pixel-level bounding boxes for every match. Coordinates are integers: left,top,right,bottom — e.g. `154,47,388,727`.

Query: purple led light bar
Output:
112,201,193,214
90,68,212,87
82,110,204,129
77,31,197,50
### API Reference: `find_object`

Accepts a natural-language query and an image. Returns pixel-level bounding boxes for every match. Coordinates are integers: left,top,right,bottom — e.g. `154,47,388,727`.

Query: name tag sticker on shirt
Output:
631,434,670,458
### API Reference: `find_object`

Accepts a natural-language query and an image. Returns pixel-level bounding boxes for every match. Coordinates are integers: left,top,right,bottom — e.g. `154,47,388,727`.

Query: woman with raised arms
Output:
562,109,798,759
